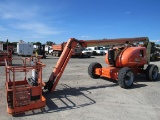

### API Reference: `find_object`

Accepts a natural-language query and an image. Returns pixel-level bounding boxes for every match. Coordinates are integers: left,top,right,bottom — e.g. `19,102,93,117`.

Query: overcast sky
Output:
0,0,160,44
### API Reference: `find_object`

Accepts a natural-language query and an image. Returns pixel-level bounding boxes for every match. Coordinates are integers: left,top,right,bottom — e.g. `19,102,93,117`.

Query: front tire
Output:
118,67,134,89
146,64,159,81
88,62,102,79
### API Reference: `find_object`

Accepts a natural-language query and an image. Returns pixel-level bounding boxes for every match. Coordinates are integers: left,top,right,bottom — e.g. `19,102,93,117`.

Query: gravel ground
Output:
0,55,160,120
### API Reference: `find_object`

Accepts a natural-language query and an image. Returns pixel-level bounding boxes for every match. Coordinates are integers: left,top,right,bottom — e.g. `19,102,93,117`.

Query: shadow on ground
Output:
12,73,160,117
13,83,118,117
100,73,160,89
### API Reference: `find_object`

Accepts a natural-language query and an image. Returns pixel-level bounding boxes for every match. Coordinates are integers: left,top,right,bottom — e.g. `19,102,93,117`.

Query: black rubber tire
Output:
146,64,159,81
88,62,102,79
118,67,134,89
150,56,155,61
58,52,61,57
53,51,56,56
55,51,58,57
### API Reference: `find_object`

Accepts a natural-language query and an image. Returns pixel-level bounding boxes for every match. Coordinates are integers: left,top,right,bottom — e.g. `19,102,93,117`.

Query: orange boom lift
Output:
87,37,159,88
44,37,158,91
5,37,159,114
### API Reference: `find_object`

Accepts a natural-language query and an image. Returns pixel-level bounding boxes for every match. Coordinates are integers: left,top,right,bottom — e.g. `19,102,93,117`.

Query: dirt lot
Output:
0,55,160,120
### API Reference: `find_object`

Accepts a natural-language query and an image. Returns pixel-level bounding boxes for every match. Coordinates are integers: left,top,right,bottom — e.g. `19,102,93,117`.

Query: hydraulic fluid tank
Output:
105,47,147,67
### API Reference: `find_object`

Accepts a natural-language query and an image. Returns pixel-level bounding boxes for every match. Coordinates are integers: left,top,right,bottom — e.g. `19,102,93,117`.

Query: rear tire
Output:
146,64,159,81
58,51,61,57
118,67,134,89
88,62,102,79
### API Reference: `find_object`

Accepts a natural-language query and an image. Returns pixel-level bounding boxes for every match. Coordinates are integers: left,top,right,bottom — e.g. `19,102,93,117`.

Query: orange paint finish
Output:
31,86,41,96
0,50,12,65
116,47,147,67
7,80,28,86
48,38,87,92
105,52,110,65
7,96,46,114
52,42,66,51
95,67,120,80
5,57,46,114
105,47,147,68
84,37,148,47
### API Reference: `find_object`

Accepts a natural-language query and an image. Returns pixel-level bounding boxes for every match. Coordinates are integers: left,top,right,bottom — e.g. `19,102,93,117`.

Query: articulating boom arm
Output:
44,37,150,92
83,37,151,63
44,38,86,92
84,37,149,47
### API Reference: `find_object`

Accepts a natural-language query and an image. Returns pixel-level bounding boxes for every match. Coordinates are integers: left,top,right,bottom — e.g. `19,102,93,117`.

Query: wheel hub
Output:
125,72,134,86
152,67,158,79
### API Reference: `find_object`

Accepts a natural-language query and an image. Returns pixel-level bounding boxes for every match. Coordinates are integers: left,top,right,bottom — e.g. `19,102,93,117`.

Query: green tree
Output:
6,39,9,45
35,42,41,45
46,41,55,46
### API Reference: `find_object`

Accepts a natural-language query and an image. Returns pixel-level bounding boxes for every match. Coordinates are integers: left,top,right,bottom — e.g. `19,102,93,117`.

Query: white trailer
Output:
17,43,33,56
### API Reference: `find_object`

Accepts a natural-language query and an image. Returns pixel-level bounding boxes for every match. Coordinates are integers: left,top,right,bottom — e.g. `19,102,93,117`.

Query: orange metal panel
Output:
115,47,147,67
0,51,12,65
31,86,41,96
7,96,46,114
83,37,149,47
45,38,87,92
95,67,120,80
52,42,66,51
52,44,63,51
